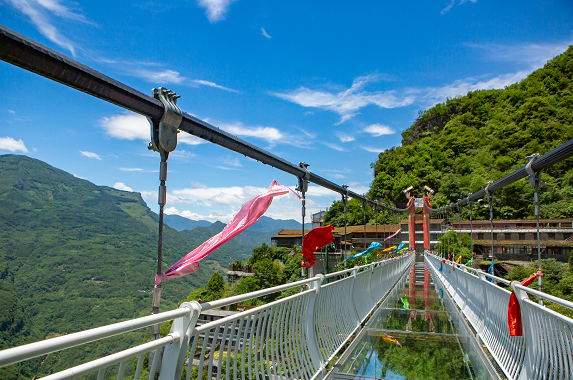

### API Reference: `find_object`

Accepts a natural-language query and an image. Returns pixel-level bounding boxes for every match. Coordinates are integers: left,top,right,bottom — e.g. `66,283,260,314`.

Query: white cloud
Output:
363,124,395,136
113,182,133,191
8,109,15,114
361,146,385,153
99,113,205,146
164,207,237,223
197,0,235,23
80,150,102,160
0,136,28,152
133,69,187,84
191,79,239,92
441,0,478,15
466,41,572,68
5,0,92,56
421,71,530,105
99,114,149,140
220,122,283,144
274,74,416,124
261,28,272,39
322,142,346,152
118,167,143,171
335,132,355,143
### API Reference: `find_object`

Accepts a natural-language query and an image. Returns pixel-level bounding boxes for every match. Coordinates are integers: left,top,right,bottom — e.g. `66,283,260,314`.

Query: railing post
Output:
476,272,489,340
158,301,201,380
349,267,360,326
306,274,325,379
512,283,534,380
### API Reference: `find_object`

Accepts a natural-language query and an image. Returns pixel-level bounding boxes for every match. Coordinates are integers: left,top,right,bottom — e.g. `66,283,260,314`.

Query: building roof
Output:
333,224,401,235
272,229,311,238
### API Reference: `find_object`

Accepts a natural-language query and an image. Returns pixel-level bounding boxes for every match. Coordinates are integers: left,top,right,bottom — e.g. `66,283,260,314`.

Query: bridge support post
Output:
305,275,325,379
158,302,201,380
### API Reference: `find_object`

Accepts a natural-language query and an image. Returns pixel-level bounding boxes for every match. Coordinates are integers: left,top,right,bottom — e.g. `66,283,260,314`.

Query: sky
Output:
0,0,572,223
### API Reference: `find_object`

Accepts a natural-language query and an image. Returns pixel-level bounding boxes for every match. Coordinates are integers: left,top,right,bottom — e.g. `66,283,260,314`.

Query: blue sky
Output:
1,0,572,222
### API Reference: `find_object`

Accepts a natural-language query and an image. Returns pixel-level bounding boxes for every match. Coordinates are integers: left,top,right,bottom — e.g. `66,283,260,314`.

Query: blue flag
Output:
487,259,494,282
344,241,383,262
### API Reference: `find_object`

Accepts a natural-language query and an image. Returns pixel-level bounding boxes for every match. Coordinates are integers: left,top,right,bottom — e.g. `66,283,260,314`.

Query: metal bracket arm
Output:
148,87,182,153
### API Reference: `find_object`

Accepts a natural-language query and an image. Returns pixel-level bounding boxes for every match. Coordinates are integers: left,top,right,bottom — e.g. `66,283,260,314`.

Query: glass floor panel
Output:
328,260,497,380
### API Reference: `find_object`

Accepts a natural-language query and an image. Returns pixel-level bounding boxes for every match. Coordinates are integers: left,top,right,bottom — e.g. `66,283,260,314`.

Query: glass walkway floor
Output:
327,257,499,380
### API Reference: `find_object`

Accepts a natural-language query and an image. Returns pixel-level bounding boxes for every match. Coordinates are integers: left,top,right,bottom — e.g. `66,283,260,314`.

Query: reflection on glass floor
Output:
328,259,495,380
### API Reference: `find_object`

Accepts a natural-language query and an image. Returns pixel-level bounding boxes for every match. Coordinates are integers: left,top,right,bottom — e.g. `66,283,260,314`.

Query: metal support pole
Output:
298,162,310,279
468,195,473,261
526,154,545,303
485,182,495,262
458,202,462,259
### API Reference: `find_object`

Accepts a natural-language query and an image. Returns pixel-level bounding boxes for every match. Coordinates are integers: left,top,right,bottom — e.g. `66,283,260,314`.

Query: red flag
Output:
302,225,334,268
508,269,543,336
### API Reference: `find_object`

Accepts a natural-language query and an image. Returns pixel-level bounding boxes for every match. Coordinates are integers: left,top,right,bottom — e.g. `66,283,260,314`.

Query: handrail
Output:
0,24,406,212
0,253,414,380
427,252,573,379
0,307,190,367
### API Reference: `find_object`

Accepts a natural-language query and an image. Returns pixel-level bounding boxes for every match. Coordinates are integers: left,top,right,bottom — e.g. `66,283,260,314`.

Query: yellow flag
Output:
455,255,462,264
382,245,397,252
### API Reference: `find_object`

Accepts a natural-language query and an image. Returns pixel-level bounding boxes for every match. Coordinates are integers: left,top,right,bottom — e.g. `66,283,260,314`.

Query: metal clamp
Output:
297,162,310,193
148,87,182,153
525,154,545,189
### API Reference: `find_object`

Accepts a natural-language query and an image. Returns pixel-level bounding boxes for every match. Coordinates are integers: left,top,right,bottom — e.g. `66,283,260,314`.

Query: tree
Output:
203,272,225,302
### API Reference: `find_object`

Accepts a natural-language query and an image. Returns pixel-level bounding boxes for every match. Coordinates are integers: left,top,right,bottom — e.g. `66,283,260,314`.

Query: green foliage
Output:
505,259,573,318
0,155,219,379
434,231,472,260
569,250,573,273
203,273,225,302
368,46,573,220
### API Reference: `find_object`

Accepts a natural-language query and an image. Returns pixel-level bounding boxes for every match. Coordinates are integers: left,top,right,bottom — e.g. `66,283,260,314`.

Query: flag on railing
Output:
384,228,402,241
155,180,302,285
455,255,462,264
344,241,383,262
508,269,543,336
487,259,495,282
302,225,334,268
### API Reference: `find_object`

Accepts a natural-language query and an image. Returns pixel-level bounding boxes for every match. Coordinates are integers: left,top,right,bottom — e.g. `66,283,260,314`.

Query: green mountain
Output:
163,214,211,231
247,215,311,232
367,46,573,221
0,155,215,378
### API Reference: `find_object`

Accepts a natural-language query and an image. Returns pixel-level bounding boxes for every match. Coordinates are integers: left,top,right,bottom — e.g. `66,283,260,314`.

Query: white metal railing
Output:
0,253,413,380
425,253,573,380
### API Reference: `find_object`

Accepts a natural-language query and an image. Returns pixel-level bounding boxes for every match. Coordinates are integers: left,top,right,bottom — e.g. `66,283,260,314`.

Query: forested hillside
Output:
0,156,212,378
369,46,573,220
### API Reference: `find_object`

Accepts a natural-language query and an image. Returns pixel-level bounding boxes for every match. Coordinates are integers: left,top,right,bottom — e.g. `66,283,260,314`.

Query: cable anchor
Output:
148,87,182,153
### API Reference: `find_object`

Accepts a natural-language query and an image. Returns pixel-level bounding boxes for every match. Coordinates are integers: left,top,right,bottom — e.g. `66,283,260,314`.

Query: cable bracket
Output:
148,87,182,153
297,162,310,193
525,154,545,189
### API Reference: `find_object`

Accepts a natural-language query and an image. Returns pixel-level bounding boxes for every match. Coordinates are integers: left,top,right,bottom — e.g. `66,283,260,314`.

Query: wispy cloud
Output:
80,150,102,160
465,41,573,68
113,182,133,191
118,167,143,172
441,0,478,15
190,79,239,93
363,124,395,136
197,0,236,23
131,69,238,92
8,110,15,114
4,0,93,56
133,69,187,84
99,113,206,146
322,142,346,152
361,146,385,153
219,122,313,148
335,132,355,143
273,74,416,124
0,136,28,152
261,27,272,39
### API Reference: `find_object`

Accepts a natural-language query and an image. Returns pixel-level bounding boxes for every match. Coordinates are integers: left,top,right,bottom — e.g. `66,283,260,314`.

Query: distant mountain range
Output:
164,214,311,232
